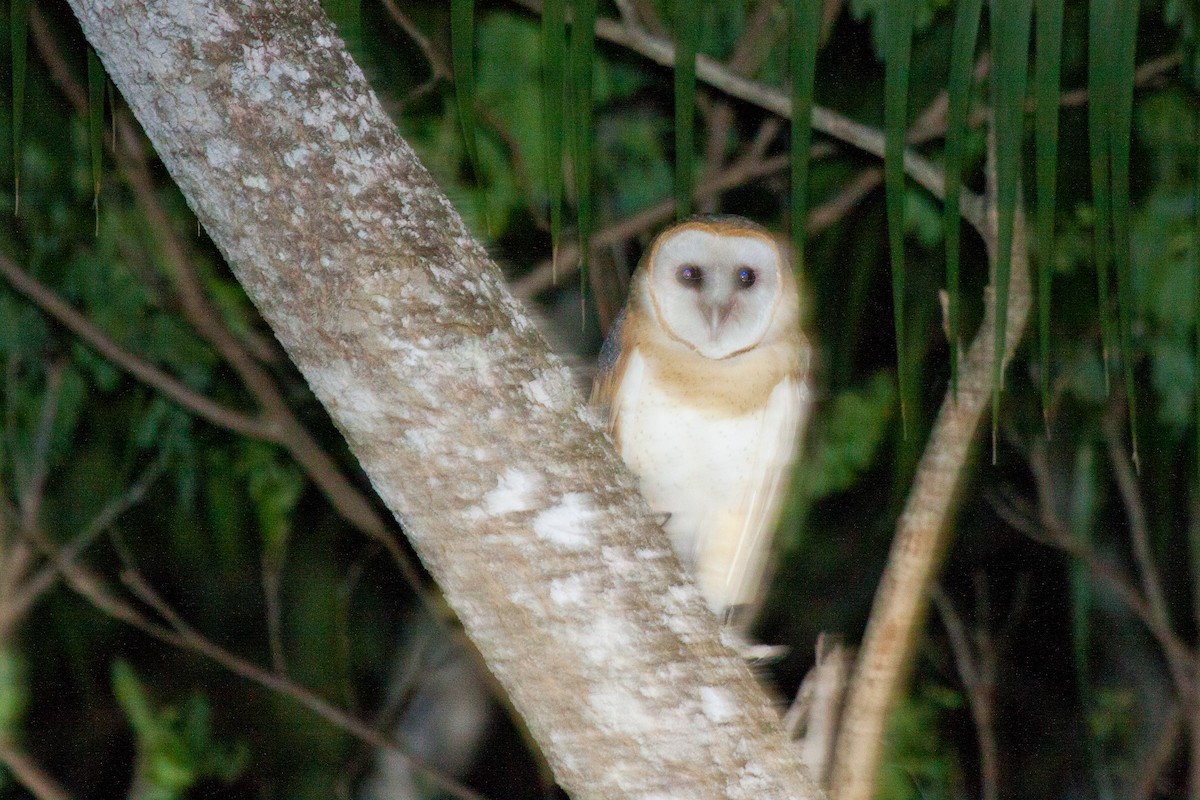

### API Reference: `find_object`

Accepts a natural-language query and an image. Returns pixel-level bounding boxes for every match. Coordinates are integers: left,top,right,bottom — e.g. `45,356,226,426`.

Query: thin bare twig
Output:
931,583,1000,800
0,740,70,800
506,0,987,235
1102,406,1171,644
1024,443,1198,695
1133,702,1182,800
23,521,488,800
0,255,273,440
3,453,166,636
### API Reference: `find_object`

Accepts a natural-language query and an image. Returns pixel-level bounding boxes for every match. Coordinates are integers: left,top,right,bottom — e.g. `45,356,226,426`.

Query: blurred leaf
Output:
674,0,698,219
789,0,823,270
904,189,943,249
322,0,362,60
238,440,304,562
850,0,951,59
451,0,487,232
571,0,597,305
113,660,248,800
883,0,916,436
805,372,895,499
1034,0,1064,424
87,46,105,234
1108,0,1141,469
0,649,28,737
542,0,566,278
1089,0,1117,389
942,0,983,399
988,0,1033,454
877,682,963,800
11,0,31,213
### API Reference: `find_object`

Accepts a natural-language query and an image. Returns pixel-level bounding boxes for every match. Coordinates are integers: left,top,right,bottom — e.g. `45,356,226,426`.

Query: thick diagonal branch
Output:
64,2,823,797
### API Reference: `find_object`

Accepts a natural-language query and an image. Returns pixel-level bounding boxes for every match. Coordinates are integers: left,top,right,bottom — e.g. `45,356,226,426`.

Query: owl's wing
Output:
589,308,630,435
715,372,811,612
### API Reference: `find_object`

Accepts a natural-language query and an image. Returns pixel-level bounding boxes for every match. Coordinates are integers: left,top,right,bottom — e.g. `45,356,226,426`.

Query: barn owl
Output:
591,216,811,621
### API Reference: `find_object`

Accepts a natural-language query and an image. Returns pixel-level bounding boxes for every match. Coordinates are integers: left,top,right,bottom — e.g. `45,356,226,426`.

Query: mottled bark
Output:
65,1,821,798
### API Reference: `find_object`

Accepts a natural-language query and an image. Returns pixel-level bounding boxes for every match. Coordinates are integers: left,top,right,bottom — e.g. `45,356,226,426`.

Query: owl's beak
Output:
704,302,734,337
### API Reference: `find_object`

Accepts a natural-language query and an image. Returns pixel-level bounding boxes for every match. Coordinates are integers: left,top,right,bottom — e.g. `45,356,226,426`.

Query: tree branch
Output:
830,130,1033,800
0,740,70,800
27,7,427,596
65,2,823,797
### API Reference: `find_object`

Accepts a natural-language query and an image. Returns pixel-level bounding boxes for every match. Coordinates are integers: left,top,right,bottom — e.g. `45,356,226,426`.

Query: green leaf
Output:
113,659,160,741
941,0,983,401
451,0,485,229
542,0,567,281
88,46,106,236
804,372,896,499
883,0,916,437
789,0,823,272
1089,0,1116,390
674,0,698,219
11,0,32,214
571,0,597,308
1108,0,1141,470
1195,87,1200,485
112,660,248,799
988,0,1033,457
237,441,303,563
1034,0,1063,427
0,649,28,737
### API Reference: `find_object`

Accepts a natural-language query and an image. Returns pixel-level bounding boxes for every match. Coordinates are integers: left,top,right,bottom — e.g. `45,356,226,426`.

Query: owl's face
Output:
642,220,790,360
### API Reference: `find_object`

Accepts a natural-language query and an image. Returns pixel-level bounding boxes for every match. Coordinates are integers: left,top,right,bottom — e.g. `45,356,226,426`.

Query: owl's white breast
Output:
612,346,803,611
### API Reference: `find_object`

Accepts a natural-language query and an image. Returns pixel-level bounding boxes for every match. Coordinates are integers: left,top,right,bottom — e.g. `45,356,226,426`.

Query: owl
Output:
592,216,811,621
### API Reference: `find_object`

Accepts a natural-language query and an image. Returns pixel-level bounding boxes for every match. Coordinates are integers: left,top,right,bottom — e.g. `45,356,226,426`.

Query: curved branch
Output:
830,136,1032,800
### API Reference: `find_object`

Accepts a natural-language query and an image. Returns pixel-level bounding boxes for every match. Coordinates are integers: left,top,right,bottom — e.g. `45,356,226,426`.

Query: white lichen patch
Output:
548,574,587,607
578,610,636,668
305,360,387,422
523,367,575,411
699,686,737,724
205,140,241,169
282,146,313,168
532,493,598,551
587,686,659,736
483,468,543,516
241,174,269,191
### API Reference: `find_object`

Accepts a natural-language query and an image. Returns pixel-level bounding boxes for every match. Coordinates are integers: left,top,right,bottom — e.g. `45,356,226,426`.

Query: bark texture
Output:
65,2,822,798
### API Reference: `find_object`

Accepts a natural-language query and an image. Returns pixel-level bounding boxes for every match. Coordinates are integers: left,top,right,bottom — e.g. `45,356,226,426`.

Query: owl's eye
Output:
676,265,703,287
737,267,757,288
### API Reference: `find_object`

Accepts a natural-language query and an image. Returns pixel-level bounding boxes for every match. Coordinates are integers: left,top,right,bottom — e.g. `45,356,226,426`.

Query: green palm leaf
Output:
451,0,486,228
1088,0,1116,390
571,0,597,308
542,0,567,281
988,0,1033,457
11,0,31,214
674,0,698,219
1034,0,1063,428
88,47,106,235
789,0,823,273
884,0,916,436
942,0,984,400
